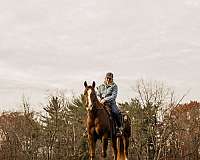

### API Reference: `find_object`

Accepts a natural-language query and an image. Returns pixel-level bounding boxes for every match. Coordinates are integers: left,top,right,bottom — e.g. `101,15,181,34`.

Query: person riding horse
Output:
97,72,123,134
83,79,131,159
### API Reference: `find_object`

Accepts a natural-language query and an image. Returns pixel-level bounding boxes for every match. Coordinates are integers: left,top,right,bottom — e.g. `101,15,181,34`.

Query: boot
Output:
113,112,123,136
116,118,123,136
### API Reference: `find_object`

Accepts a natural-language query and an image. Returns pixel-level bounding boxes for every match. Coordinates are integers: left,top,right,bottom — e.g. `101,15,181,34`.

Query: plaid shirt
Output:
96,82,118,104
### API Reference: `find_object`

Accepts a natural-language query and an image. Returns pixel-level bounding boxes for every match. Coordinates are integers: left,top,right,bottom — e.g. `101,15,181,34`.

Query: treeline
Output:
0,80,200,160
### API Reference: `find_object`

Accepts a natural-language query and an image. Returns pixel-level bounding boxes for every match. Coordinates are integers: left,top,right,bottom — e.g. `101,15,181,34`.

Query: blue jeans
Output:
111,103,120,114
110,103,122,127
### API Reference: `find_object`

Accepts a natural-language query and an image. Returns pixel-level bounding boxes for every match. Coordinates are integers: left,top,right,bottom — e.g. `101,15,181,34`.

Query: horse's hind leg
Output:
116,137,121,160
111,137,117,160
102,135,108,158
123,137,129,160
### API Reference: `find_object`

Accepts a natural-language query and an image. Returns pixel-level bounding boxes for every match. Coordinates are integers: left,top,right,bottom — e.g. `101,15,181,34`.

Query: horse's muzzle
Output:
86,105,93,111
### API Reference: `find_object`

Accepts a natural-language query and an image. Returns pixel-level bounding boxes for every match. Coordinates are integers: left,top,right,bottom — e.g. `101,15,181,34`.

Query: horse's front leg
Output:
102,134,108,158
88,129,97,160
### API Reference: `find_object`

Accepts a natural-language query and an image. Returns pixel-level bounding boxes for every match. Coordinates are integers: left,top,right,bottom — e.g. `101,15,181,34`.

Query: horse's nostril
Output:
86,105,93,111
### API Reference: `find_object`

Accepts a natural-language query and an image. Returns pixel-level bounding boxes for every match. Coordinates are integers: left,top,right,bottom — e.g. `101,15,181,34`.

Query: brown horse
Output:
83,81,131,159
116,114,131,160
83,81,117,160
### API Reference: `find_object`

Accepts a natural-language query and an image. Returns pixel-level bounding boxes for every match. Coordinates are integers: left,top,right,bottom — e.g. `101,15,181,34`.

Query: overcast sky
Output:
0,0,200,111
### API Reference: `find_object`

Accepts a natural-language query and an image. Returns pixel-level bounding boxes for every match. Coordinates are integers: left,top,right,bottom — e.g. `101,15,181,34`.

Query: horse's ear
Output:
84,81,87,88
92,81,95,88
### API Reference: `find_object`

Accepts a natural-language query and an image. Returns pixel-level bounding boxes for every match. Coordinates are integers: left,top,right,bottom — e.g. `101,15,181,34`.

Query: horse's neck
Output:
93,95,102,108
96,100,102,108
87,111,95,119
87,98,103,118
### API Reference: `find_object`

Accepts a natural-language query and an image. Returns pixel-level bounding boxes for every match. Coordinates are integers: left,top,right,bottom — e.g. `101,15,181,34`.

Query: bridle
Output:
84,87,103,113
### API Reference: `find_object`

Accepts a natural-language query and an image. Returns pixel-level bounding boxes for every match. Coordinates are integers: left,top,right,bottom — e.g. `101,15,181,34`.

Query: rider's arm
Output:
104,85,118,102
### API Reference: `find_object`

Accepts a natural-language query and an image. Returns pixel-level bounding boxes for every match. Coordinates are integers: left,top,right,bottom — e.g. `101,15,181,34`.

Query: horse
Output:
83,81,117,160
83,81,131,159
116,113,131,160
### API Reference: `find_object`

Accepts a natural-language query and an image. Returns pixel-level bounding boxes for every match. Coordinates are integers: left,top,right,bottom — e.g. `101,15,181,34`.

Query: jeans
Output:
110,103,122,128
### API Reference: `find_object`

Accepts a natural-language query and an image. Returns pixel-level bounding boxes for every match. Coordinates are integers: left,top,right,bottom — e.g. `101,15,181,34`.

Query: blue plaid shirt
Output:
96,82,118,104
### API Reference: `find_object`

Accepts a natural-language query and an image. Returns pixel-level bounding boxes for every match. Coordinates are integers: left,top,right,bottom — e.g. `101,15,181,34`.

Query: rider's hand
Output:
100,99,106,104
